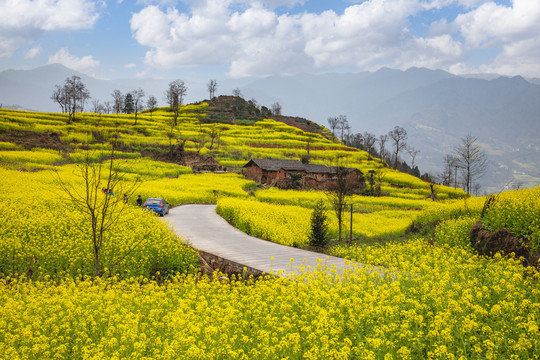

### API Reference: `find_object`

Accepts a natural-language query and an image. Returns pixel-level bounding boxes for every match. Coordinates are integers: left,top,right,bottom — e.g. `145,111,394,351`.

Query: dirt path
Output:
163,204,380,277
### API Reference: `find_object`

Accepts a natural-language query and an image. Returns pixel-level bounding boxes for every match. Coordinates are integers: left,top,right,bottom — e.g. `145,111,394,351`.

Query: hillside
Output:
2,65,539,192
0,102,465,201
1,101,540,359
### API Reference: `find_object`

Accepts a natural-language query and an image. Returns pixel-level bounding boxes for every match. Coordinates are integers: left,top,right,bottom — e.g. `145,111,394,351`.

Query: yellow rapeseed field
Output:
1,239,539,359
0,108,538,359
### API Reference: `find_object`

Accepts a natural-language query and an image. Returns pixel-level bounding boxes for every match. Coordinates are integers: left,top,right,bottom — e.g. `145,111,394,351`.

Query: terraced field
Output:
0,104,538,359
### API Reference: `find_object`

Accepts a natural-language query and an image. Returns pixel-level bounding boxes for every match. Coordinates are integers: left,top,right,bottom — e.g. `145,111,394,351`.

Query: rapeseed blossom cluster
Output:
1,238,539,359
433,216,479,248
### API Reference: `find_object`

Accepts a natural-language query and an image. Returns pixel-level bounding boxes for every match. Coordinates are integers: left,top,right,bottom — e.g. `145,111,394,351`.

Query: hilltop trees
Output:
131,88,145,125
328,116,339,139
338,115,350,143
112,90,124,114
146,95,158,118
271,102,282,117
123,93,134,114
165,79,187,126
51,76,90,123
232,88,242,97
327,115,349,142
207,79,218,99
362,132,377,156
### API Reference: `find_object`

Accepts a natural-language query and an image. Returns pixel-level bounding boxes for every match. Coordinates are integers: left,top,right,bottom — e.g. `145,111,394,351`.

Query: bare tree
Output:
166,117,177,146
207,124,220,150
103,101,112,114
52,76,90,123
378,134,388,162
325,159,365,242
194,122,209,154
438,154,457,186
337,115,349,142
453,134,488,194
54,141,140,277
146,95,158,119
91,99,103,114
362,132,377,156
407,146,420,170
348,133,363,149
232,88,242,97
131,88,145,125
112,90,124,114
165,80,187,126
328,116,339,139
388,126,408,169
207,79,218,99
51,85,67,113
271,102,282,117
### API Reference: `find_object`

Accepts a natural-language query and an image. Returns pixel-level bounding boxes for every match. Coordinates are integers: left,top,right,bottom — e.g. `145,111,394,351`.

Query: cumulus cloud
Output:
130,0,540,78
452,0,540,77
48,48,100,76
0,0,99,57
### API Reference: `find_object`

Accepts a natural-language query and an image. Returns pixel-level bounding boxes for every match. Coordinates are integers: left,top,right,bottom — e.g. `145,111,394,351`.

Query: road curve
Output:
162,204,378,277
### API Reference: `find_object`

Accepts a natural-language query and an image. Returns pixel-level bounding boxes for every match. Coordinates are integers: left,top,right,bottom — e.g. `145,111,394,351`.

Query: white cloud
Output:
124,63,137,68
260,0,306,9
24,46,42,59
48,48,100,76
455,0,540,47
0,0,100,57
452,0,540,77
130,0,540,78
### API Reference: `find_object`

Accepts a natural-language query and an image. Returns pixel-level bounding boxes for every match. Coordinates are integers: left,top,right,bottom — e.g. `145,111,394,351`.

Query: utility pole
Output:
349,203,353,243
454,165,458,189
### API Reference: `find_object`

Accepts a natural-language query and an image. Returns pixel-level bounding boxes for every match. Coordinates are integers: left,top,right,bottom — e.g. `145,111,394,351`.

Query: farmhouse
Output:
243,158,362,189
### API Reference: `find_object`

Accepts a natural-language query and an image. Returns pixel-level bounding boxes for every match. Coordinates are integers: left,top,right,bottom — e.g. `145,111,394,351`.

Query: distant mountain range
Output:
1,64,539,193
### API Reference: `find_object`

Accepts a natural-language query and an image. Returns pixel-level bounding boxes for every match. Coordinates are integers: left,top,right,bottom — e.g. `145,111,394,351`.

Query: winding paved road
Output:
163,204,378,277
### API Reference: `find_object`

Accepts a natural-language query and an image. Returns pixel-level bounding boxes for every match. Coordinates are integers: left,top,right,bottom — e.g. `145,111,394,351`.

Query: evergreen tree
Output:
309,199,329,247
124,93,134,114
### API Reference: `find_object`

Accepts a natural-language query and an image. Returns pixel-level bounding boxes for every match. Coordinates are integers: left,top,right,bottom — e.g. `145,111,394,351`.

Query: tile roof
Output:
244,158,358,174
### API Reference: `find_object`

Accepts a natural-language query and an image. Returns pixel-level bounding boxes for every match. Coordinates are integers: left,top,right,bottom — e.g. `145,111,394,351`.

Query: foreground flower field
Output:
1,240,539,360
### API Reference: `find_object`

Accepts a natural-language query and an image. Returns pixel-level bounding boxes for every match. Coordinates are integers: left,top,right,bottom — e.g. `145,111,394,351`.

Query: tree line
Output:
50,76,225,122
328,115,488,195
50,76,284,124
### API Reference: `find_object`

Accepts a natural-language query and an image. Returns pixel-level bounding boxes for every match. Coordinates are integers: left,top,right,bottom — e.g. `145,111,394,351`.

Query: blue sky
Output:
0,0,539,80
